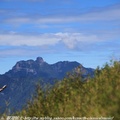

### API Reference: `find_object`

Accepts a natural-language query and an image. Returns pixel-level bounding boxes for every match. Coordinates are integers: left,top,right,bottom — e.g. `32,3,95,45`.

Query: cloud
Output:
2,3,120,25
0,2,120,58
1,31,119,53
0,33,58,46
0,32,100,48
55,32,100,49
1,30,120,59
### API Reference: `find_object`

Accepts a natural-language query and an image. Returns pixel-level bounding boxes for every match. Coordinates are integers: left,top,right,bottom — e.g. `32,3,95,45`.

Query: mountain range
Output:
0,57,94,114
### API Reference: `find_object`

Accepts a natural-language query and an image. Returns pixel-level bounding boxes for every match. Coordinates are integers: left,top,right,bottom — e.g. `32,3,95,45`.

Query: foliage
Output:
18,61,120,119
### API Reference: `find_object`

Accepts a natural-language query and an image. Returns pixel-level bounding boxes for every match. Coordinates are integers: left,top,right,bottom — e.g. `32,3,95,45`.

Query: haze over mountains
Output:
0,57,94,114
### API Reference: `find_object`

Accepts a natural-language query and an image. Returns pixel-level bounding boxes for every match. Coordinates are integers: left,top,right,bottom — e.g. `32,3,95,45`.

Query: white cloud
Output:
55,32,100,49
0,33,59,46
3,4,120,24
0,32,100,48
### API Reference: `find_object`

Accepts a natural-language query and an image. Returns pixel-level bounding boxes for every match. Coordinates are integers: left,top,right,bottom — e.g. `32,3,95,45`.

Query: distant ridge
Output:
0,57,94,114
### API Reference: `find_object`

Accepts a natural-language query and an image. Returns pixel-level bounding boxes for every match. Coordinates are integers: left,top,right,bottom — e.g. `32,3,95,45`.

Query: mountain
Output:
0,57,94,114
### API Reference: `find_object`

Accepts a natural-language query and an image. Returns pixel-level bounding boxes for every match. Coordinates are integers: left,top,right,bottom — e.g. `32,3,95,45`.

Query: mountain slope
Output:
19,61,120,119
0,57,94,114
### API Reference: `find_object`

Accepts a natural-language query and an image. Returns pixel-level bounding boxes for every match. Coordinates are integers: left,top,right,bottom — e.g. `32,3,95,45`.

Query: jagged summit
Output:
12,57,44,71
35,57,44,63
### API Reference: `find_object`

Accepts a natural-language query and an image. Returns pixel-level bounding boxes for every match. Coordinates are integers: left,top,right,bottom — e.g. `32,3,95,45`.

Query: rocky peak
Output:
36,57,44,63
35,57,46,66
11,57,45,71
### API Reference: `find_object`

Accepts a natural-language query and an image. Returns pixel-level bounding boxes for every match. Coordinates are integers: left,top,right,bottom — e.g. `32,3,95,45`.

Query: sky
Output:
0,0,120,74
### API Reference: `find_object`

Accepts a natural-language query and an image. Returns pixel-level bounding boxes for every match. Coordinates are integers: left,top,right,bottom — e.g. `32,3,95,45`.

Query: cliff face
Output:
0,57,94,113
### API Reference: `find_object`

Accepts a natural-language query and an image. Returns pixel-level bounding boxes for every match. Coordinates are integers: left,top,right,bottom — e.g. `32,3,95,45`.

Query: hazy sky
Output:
0,0,120,74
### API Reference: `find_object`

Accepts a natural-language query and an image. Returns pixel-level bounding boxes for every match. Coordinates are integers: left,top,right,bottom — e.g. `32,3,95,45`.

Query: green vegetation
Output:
18,61,120,119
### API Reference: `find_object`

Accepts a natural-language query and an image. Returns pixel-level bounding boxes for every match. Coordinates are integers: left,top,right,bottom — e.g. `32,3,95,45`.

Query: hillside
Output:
19,61,120,119
0,57,94,114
